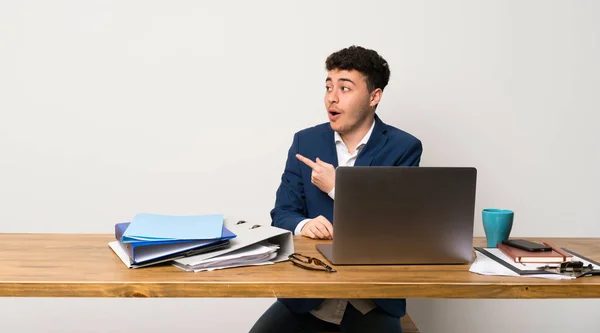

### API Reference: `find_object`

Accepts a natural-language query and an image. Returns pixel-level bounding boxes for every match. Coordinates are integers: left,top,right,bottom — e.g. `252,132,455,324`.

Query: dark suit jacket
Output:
270,114,423,318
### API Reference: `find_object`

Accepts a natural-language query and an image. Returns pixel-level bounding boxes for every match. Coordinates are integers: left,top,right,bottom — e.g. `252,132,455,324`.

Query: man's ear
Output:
369,88,383,107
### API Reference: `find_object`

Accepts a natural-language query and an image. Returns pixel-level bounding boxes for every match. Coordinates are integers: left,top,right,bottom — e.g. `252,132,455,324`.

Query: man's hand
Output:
301,215,334,239
296,154,335,194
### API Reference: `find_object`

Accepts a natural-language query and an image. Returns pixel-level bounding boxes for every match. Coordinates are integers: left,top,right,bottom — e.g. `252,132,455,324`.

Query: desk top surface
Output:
1,233,599,298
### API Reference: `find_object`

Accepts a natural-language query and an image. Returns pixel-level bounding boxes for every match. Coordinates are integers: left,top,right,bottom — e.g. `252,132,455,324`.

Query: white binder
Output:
172,218,294,271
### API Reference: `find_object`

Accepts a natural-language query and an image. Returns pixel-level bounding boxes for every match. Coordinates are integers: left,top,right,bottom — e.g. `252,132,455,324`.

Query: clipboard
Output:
475,247,600,276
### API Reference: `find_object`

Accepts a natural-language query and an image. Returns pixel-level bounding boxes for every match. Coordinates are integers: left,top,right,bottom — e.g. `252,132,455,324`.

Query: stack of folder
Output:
108,213,237,268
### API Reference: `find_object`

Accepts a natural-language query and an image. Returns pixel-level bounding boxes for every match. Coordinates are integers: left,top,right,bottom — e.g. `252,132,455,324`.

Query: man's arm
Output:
270,133,309,233
397,138,423,166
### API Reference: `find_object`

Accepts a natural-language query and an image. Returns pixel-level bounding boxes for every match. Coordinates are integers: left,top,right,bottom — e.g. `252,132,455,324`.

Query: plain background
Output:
1,0,599,332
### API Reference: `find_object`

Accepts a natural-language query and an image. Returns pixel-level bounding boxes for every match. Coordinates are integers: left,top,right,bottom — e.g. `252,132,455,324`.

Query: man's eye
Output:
325,86,332,91
341,87,349,92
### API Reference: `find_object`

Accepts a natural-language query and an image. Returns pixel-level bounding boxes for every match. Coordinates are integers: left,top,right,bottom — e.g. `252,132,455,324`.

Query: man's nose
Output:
327,90,338,104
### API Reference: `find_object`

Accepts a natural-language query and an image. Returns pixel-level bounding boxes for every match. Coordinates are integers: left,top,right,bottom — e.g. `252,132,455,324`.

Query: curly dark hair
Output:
325,45,390,92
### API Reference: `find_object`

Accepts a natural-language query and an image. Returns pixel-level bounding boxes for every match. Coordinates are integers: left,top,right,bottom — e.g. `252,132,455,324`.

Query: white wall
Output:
1,0,598,332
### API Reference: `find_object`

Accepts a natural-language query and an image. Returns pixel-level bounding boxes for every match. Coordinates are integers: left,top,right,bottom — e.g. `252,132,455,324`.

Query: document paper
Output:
173,242,280,272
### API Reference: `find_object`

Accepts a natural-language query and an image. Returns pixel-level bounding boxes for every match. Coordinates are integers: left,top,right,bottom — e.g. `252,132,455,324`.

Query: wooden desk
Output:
1,234,599,298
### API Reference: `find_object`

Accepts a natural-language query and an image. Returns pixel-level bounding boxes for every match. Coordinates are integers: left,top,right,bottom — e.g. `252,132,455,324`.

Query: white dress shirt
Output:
295,120,378,325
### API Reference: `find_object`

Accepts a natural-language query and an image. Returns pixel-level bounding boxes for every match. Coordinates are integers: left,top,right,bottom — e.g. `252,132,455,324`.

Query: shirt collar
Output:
334,118,376,151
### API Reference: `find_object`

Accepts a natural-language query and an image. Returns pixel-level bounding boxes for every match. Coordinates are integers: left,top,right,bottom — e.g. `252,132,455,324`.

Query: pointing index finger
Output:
296,154,318,170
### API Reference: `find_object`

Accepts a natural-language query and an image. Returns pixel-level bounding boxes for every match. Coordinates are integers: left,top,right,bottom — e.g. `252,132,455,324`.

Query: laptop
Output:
316,166,477,265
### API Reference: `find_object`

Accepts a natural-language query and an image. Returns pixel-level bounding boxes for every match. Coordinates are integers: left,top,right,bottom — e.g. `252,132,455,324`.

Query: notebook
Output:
497,242,573,263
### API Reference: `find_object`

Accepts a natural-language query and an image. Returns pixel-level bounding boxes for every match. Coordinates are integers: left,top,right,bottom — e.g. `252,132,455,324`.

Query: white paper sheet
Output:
172,242,280,272
469,250,575,280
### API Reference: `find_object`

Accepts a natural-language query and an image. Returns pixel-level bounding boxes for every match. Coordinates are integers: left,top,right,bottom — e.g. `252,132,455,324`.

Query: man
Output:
249,46,423,333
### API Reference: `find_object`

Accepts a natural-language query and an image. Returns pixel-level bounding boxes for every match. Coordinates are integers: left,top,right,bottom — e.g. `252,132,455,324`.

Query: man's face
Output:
324,69,379,134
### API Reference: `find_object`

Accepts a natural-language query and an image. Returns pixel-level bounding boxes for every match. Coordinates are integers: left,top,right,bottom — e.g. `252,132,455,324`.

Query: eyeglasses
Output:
288,253,336,273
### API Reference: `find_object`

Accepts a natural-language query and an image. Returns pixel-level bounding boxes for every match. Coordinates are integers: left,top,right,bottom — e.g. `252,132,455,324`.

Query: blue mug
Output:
482,209,514,248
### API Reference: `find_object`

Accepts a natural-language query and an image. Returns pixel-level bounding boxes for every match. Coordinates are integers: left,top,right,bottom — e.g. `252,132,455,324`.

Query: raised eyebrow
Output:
338,78,356,85
325,77,355,86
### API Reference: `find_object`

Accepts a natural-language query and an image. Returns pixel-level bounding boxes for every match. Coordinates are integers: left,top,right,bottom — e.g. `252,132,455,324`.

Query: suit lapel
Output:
321,129,339,168
355,114,388,166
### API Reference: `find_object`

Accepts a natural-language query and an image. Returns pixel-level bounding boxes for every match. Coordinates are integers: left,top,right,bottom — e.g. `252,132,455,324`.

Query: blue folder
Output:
121,213,225,243
115,222,236,265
